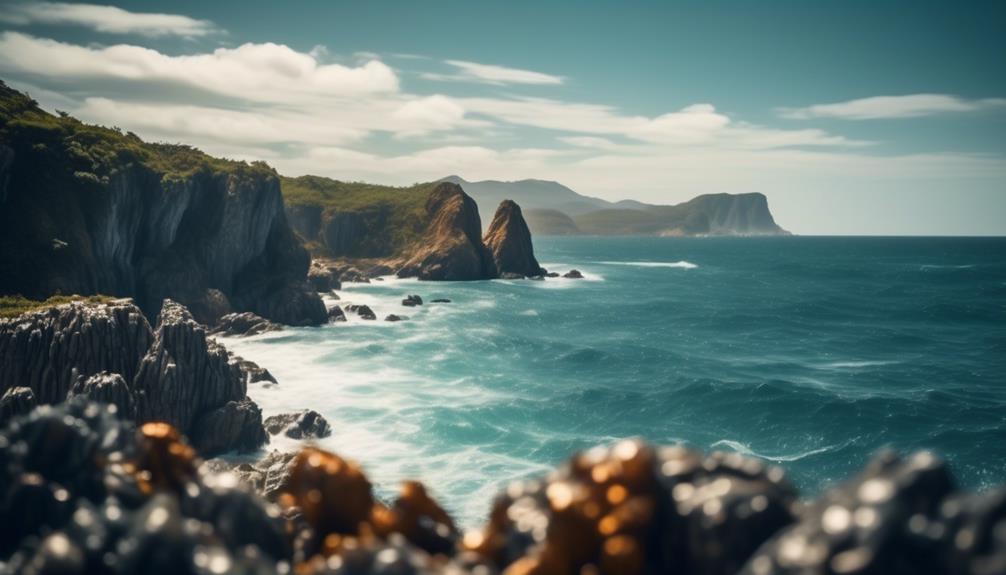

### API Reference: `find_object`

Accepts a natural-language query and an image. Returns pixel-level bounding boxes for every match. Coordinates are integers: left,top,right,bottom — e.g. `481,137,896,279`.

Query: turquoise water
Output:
223,236,1006,528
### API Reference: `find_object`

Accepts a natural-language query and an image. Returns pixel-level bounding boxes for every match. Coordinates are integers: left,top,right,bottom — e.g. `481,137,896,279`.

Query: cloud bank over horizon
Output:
0,1,1003,235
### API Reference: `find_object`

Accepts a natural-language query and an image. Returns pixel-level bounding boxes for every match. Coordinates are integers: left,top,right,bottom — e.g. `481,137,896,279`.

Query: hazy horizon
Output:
1,0,1003,235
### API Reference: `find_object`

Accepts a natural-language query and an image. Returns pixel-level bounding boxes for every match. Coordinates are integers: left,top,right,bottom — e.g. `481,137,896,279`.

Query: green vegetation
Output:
281,175,439,256
0,81,274,184
0,294,119,318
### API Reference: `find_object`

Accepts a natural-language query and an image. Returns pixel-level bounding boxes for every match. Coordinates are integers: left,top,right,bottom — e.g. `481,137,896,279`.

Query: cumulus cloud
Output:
0,2,218,38
778,94,1006,120
0,32,399,103
422,60,563,85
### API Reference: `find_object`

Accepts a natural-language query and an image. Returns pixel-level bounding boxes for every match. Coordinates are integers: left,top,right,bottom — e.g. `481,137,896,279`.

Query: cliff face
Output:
673,192,787,235
0,299,268,455
483,200,544,277
0,82,325,326
397,182,496,280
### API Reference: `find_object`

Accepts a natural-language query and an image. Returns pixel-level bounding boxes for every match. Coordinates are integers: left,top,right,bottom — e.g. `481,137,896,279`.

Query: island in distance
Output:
441,175,790,237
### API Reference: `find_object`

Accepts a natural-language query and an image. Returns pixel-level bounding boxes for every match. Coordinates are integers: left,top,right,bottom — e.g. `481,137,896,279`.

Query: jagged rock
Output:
132,300,267,456
345,304,376,320
190,398,269,456
211,311,283,337
186,288,233,326
327,304,347,322
741,450,959,575
0,300,152,404
402,294,423,307
205,450,299,501
67,371,135,419
0,386,35,423
308,264,339,292
431,298,452,303
397,183,495,281
483,199,544,278
564,269,584,279
335,267,371,283
264,410,331,439
232,356,278,386
385,314,408,322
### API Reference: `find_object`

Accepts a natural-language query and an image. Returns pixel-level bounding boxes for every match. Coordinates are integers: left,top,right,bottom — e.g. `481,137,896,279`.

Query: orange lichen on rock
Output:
133,421,199,494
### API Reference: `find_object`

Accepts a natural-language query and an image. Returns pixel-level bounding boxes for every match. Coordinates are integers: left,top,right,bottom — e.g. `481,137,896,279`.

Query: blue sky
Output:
1,0,1004,234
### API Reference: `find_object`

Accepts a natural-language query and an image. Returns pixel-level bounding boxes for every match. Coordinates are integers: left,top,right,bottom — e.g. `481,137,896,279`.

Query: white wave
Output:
919,264,976,271
815,360,899,370
711,439,850,462
599,260,698,269
518,309,539,316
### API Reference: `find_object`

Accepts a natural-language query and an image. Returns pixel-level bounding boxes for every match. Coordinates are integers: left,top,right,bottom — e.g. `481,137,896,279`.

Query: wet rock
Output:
67,371,135,420
545,272,560,278
563,269,584,279
499,272,525,280
0,300,152,404
483,200,544,278
211,311,283,337
264,410,332,439
232,356,278,386
328,304,347,323
345,304,376,320
133,300,267,456
385,314,408,322
336,267,371,283
190,398,269,456
431,299,452,303
402,294,423,307
308,265,338,292
741,450,956,575
0,385,36,423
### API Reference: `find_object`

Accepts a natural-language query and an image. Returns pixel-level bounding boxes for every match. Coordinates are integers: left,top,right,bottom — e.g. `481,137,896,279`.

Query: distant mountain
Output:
441,176,788,236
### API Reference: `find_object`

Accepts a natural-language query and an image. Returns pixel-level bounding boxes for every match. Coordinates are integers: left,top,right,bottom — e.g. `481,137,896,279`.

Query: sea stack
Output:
483,200,544,278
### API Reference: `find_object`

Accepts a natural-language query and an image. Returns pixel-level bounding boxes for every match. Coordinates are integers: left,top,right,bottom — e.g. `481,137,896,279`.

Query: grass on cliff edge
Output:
0,294,119,318
0,80,274,183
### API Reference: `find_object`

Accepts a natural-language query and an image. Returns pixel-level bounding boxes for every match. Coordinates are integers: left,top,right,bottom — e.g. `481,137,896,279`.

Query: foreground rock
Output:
210,311,283,337
483,199,544,278
2,404,1004,575
264,410,332,439
0,299,270,455
397,182,496,280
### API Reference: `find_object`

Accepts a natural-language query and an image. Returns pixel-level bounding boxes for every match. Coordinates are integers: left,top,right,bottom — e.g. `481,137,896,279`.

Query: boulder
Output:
327,304,347,322
0,386,36,424
431,298,452,303
345,304,376,320
232,356,278,386
397,183,495,281
67,371,135,419
385,314,408,322
402,294,423,307
190,398,269,456
211,311,283,337
563,269,584,279
546,272,560,278
307,264,341,292
482,199,544,278
263,410,331,439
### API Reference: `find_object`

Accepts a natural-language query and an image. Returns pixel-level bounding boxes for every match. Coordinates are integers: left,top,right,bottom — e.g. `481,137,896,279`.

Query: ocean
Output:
221,236,1006,529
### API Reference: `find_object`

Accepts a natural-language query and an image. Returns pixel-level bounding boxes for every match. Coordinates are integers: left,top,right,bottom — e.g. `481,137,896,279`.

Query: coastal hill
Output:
442,175,789,236
0,81,325,326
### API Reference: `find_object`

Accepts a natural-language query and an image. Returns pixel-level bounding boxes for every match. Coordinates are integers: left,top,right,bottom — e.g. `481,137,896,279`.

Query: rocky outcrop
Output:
397,182,495,281
402,294,423,307
132,300,266,455
0,386,35,423
327,304,347,322
0,83,325,326
307,262,341,292
264,410,331,439
210,311,283,337
0,299,270,455
205,450,299,502
345,304,376,320
68,371,135,419
483,200,545,278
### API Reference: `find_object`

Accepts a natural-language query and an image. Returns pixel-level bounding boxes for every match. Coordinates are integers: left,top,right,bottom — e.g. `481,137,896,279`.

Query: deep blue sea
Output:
223,236,1006,528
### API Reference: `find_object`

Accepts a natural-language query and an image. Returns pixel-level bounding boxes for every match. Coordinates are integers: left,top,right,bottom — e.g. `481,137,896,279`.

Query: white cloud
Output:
558,136,619,150
779,94,1006,120
0,2,218,38
0,32,399,103
422,60,564,85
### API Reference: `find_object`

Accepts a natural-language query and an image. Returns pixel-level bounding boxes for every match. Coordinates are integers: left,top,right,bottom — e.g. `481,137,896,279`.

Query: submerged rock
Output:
211,311,283,337
431,298,452,303
264,410,332,439
483,199,544,278
385,314,408,322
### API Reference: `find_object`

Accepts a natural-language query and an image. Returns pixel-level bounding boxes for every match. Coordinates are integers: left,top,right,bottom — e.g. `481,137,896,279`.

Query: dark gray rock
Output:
385,314,408,322
545,272,560,278
499,272,524,280
402,294,423,307
345,304,376,320
563,269,584,279
0,386,36,423
211,311,282,337
263,410,331,439
327,304,347,322
431,298,452,303
67,371,135,419
190,398,269,456
231,356,278,386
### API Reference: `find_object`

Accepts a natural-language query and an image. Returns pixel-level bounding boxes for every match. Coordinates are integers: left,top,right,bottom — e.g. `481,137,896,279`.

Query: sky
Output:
0,0,1003,235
